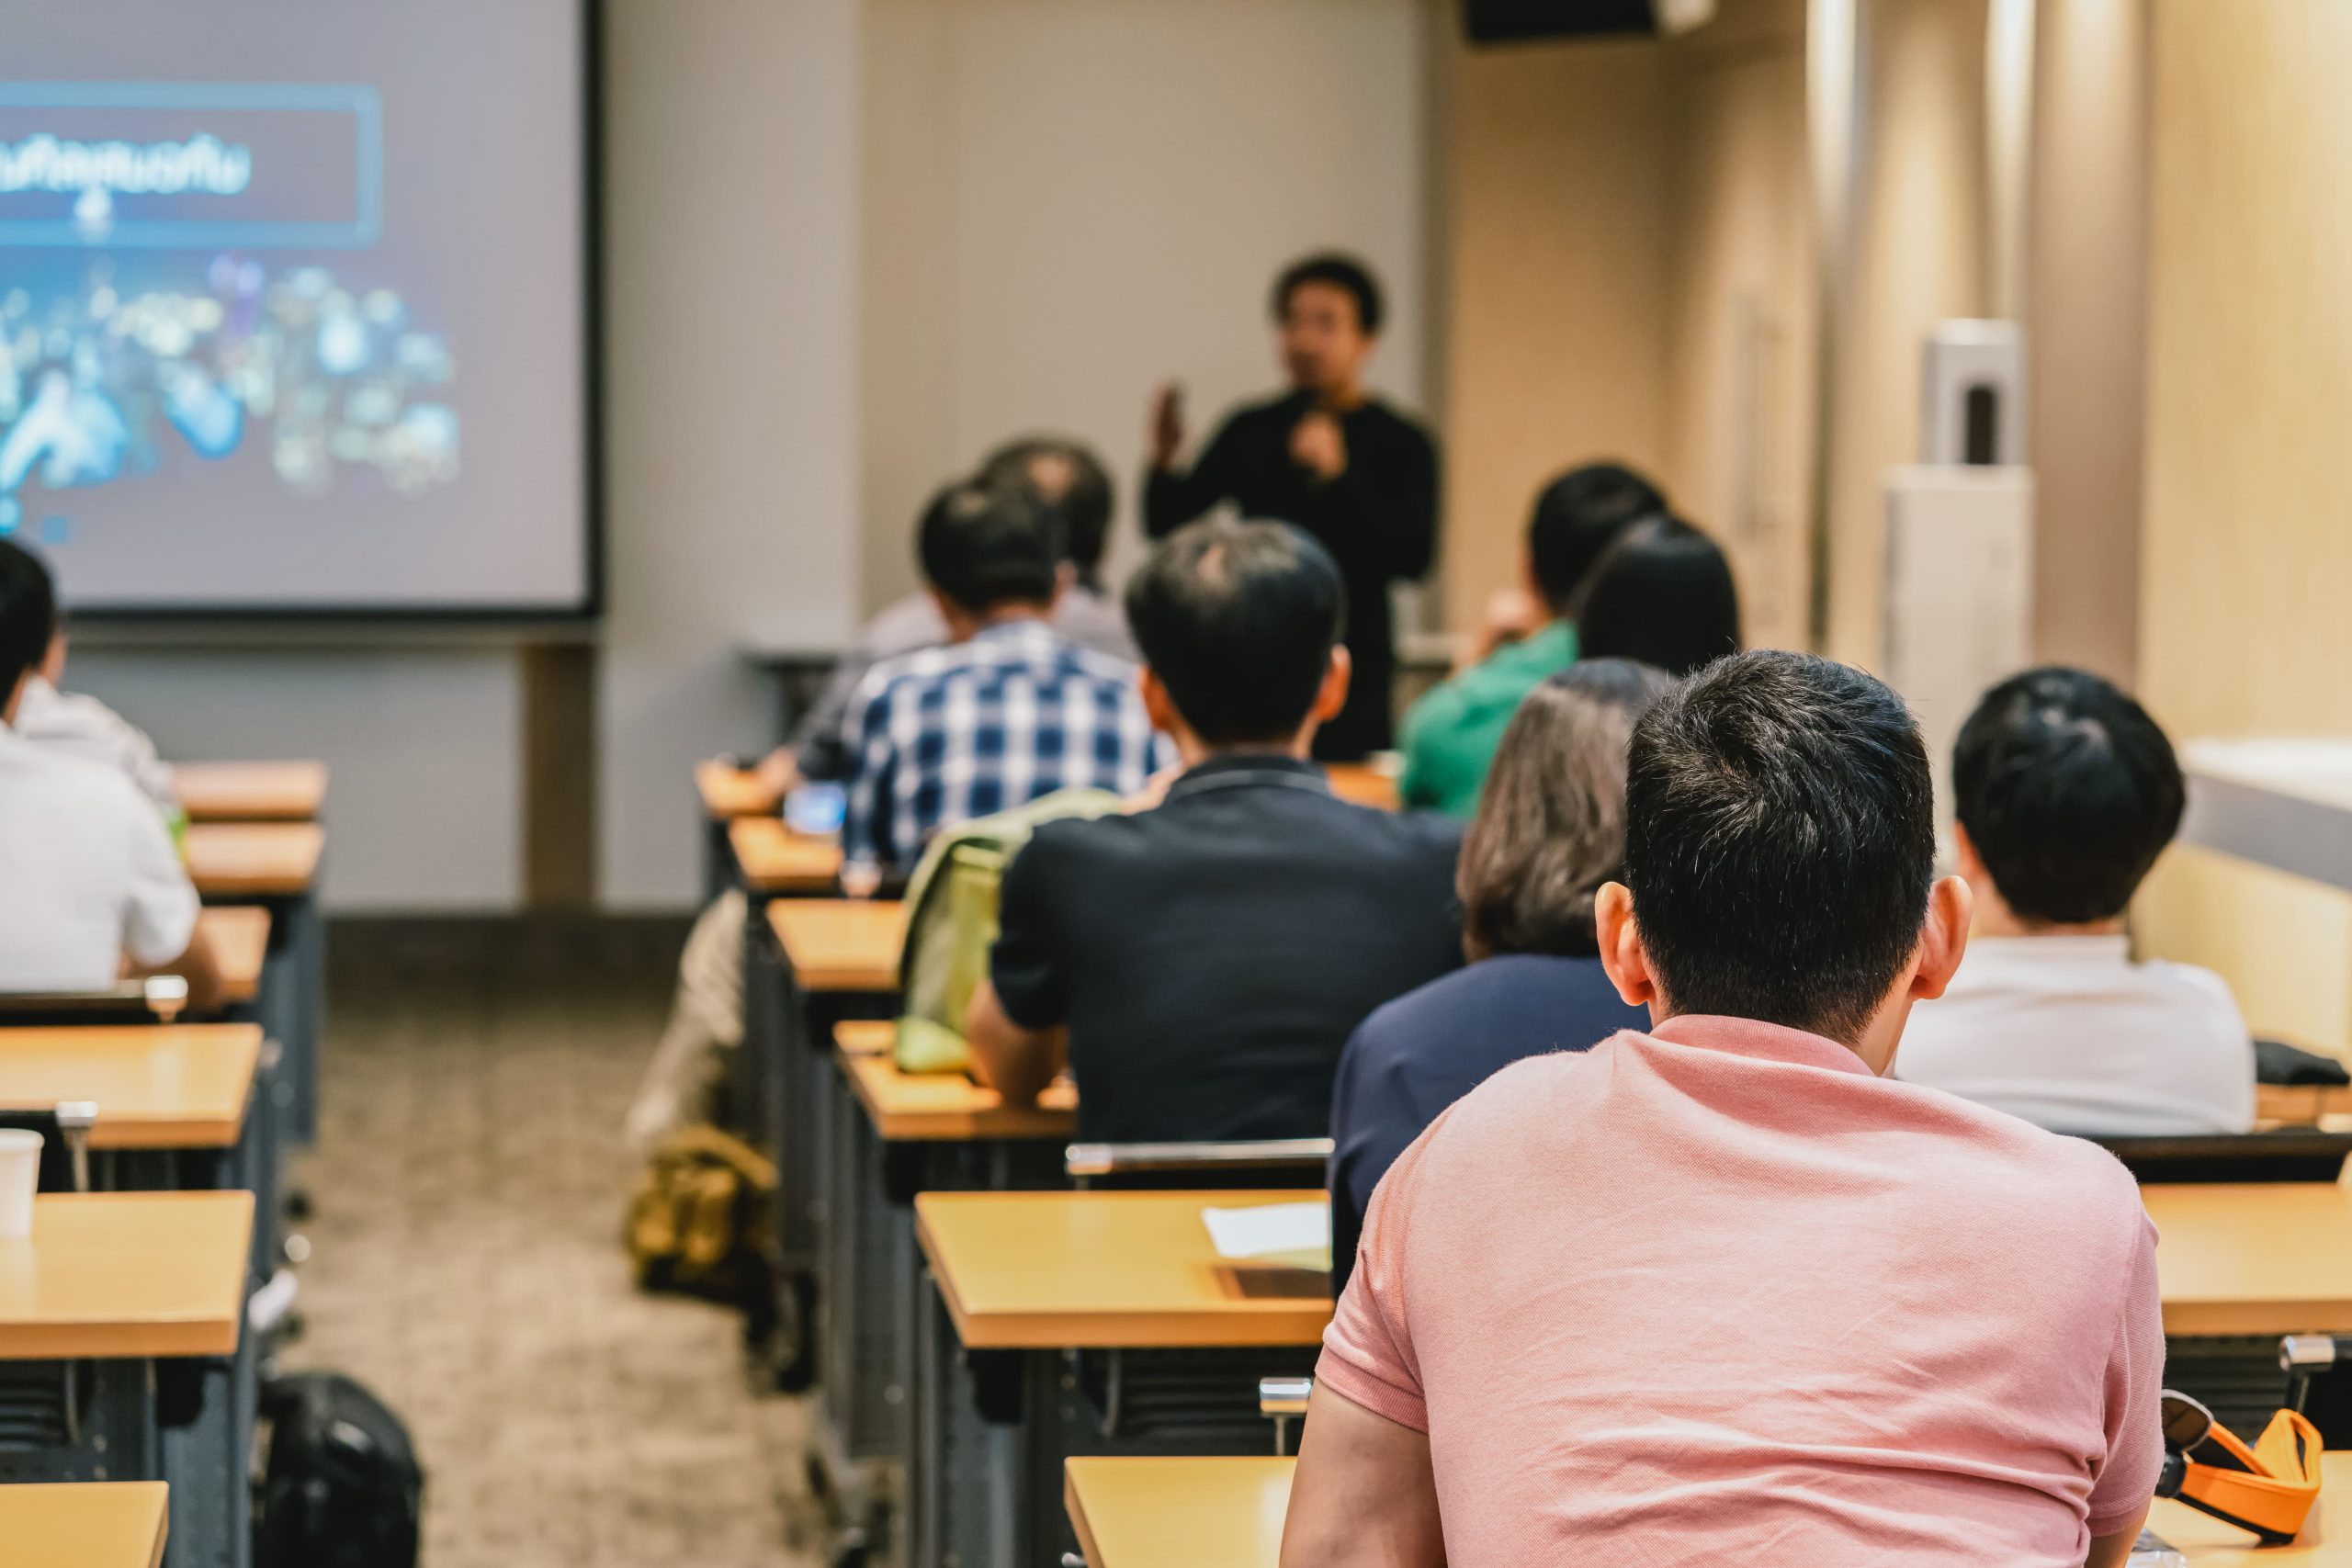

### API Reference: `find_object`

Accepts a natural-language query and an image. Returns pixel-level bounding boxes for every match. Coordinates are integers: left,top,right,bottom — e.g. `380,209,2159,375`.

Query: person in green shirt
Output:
1398,463,1665,817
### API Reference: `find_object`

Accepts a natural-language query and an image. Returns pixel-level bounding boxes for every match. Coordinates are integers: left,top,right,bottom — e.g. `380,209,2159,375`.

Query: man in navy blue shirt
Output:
966,518,1463,1143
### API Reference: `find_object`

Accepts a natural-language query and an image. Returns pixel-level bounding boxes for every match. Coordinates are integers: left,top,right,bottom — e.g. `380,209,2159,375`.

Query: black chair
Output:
1065,1137,1333,1192
2091,1129,2352,1185
0,976,188,1027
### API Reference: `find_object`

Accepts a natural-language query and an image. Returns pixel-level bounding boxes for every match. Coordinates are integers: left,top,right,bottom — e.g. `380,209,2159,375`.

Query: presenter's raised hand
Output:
1290,409,1347,482
1148,381,1186,470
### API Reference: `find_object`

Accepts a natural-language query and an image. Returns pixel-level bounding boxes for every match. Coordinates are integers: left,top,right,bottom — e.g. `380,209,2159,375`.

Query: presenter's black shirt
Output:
989,755,1464,1145
1143,391,1440,759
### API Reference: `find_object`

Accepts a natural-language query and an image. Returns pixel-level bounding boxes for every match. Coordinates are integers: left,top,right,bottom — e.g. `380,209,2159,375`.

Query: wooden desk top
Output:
2147,1450,2352,1562
184,821,324,898
0,1192,252,1359
915,1190,1331,1349
171,761,326,822
0,1025,261,1150
1060,1450,2352,1567
834,1019,896,1055
1066,1457,1292,1568
2147,1183,2352,1336
695,761,781,820
1324,762,1400,812
0,1482,169,1568
842,1046,1076,1143
194,906,269,1005
766,899,905,993
729,816,843,895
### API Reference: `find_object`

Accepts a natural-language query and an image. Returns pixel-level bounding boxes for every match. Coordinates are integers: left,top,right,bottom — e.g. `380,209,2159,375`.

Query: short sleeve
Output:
118,784,198,968
2085,1213,2165,1532
988,828,1072,1030
1314,1122,1434,1433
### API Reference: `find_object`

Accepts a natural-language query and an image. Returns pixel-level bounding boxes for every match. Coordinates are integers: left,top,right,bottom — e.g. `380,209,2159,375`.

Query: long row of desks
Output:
741,883,2352,1565
0,762,326,1568
711,757,2352,1565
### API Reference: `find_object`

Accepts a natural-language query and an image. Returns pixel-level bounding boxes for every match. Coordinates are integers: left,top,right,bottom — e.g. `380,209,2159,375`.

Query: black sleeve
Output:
1143,410,1252,538
1318,416,1439,583
989,828,1075,1030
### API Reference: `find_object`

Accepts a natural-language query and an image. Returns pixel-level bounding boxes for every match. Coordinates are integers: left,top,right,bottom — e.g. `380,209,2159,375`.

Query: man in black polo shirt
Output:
965,518,1464,1143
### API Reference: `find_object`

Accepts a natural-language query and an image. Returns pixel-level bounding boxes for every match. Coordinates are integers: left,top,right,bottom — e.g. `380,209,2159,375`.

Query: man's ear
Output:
1313,646,1352,723
929,587,978,641
1907,874,1974,1003
1139,668,1179,737
1049,561,1075,609
1594,882,1659,1012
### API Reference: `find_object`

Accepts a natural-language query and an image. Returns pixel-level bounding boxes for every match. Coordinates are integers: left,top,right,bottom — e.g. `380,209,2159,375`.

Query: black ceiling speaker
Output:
1462,0,1717,43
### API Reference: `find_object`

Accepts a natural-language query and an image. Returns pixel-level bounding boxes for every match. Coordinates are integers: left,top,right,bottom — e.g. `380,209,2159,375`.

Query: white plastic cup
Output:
0,1129,40,1242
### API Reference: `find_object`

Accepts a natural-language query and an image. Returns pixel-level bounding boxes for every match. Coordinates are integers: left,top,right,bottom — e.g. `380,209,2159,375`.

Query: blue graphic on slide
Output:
0,82,456,536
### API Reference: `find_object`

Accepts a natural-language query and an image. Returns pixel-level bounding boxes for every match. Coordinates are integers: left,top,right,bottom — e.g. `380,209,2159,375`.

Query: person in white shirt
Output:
1899,666,2255,1134
0,539,219,1009
13,629,179,815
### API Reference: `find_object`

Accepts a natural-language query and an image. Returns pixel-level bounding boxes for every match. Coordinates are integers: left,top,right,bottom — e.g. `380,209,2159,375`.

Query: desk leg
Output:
0,1358,159,1484
164,1333,254,1568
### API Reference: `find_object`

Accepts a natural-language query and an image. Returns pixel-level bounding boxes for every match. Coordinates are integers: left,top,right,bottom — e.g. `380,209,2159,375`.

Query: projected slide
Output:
6,2,588,612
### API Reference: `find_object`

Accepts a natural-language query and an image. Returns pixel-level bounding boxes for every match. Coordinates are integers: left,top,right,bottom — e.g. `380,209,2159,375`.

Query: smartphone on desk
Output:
785,783,846,837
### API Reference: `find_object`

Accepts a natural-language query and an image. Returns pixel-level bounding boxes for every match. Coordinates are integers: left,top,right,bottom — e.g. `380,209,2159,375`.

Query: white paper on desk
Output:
1202,1201,1330,1264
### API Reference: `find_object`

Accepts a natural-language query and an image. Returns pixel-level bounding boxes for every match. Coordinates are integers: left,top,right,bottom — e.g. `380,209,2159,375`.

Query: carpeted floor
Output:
281,919,820,1567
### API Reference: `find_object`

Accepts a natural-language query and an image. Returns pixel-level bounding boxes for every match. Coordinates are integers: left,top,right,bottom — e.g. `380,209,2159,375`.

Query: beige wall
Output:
860,0,1438,612
1661,0,1815,650
1821,0,1989,664
2132,0,2352,1053
1439,35,1672,631
2024,0,2148,685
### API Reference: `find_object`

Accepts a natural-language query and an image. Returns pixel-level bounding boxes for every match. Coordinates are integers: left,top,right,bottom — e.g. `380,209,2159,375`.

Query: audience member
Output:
1397,463,1664,816
0,539,219,1007
1284,652,2161,1568
1900,666,2256,1134
752,434,1137,797
1144,254,1437,761
1571,513,1742,676
1329,660,1666,1288
840,480,1161,881
966,518,1463,1140
13,623,178,816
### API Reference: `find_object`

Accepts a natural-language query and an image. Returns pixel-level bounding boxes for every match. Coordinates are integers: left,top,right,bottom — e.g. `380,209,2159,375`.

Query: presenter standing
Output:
1143,254,1438,760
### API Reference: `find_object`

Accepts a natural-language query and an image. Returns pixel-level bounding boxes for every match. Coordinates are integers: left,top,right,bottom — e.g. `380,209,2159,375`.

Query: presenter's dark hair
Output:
1126,518,1346,745
1460,659,1672,962
1572,515,1742,677
1272,254,1385,336
978,436,1115,576
1528,462,1668,609
1953,666,2186,924
916,481,1064,615
0,538,58,700
1623,651,1935,1044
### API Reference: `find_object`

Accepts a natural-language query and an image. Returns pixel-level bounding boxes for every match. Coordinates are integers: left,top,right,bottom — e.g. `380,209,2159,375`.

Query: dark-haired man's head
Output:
1125,518,1349,761
1597,651,1970,1069
1271,253,1382,400
1571,514,1743,678
916,480,1067,637
1528,462,1667,611
977,435,1114,582
1951,667,2185,933
0,537,59,724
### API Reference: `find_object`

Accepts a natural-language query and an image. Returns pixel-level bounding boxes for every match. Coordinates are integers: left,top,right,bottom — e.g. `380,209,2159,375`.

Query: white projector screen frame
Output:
0,0,600,619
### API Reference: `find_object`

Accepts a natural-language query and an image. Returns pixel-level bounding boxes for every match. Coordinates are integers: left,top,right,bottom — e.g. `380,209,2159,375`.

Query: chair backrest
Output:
1065,1138,1333,1190
2091,1129,2352,1185
0,976,187,1026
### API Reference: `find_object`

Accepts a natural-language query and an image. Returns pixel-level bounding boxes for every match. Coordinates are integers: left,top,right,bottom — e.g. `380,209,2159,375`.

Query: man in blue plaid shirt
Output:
841,479,1167,880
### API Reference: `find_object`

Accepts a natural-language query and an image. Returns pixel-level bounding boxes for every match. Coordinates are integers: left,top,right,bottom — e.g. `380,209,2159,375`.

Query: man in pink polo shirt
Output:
1283,651,2163,1568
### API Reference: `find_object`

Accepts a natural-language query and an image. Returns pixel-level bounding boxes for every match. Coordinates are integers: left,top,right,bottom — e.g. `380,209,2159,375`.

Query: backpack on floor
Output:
254,1371,424,1568
625,1122,777,1306
892,787,1126,1074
